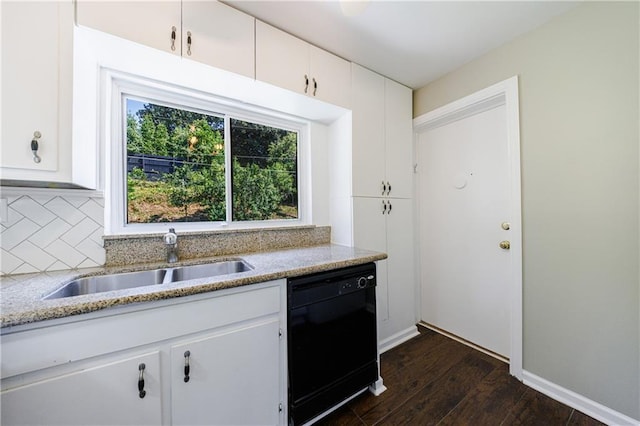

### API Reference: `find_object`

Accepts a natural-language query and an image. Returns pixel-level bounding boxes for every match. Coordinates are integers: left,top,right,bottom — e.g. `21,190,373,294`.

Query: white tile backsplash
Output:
45,197,86,225
1,218,40,250
60,217,100,247
11,241,57,270
0,194,105,275
11,197,56,226
28,218,72,248
0,249,22,275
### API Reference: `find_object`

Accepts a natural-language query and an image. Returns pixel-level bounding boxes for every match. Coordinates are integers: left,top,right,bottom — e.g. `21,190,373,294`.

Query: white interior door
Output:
417,104,512,358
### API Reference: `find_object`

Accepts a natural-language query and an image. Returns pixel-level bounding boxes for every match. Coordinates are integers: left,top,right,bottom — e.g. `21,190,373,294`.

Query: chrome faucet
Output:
164,228,178,263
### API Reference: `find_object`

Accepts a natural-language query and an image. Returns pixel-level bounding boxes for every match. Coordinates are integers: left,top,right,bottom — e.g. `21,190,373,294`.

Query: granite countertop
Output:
0,244,386,329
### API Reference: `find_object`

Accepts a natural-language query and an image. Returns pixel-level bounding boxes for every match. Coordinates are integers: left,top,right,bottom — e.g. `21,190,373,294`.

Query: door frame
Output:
413,76,522,379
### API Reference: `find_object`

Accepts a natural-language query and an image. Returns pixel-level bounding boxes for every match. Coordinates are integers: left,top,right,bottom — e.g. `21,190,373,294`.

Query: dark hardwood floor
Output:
316,327,605,426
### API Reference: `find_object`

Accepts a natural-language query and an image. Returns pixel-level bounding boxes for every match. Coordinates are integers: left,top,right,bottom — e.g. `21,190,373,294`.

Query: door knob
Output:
499,241,511,250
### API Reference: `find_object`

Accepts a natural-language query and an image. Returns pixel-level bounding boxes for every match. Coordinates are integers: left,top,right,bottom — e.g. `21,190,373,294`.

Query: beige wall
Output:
414,1,639,419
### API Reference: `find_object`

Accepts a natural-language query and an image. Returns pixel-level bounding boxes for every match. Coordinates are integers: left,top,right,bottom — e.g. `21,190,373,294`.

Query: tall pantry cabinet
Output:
351,64,417,349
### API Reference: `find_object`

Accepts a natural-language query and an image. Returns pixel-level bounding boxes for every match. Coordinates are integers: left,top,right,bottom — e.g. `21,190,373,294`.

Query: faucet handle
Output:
164,229,177,245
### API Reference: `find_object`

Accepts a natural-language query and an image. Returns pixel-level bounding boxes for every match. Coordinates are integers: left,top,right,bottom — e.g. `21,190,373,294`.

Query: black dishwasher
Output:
287,262,378,425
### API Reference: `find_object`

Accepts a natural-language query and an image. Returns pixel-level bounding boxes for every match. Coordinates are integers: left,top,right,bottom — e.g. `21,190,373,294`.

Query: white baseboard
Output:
379,325,420,354
522,371,639,426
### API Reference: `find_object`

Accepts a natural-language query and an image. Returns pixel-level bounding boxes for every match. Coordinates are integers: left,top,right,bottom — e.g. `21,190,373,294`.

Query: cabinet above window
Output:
76,0,255,79
255,21,352,109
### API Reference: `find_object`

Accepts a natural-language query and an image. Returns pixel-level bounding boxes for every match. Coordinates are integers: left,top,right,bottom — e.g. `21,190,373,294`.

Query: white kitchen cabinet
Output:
1,281,284,425
353,197,416,345
352,64,413,199
350,64,415,347
0,1,94,187
256,21,351,108
76,0,255,78
171,319,281,425
1,351,162,426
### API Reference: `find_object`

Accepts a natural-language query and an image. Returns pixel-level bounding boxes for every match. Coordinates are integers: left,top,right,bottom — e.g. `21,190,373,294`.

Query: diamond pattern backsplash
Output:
1,194,105,275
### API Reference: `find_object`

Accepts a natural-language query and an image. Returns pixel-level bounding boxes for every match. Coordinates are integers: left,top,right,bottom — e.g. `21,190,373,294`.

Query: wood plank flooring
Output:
315,327,605,426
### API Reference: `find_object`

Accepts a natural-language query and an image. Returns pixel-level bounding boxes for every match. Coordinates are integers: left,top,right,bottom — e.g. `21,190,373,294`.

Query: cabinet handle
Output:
312,78,317,96
387,181,391,196
170,26,177,51
304,75,309,94
186,31,192,56
381,181,386,196
31,131,42,164
183,350,191,383
382,200,387,215
138,363,146,399
388,201,392,214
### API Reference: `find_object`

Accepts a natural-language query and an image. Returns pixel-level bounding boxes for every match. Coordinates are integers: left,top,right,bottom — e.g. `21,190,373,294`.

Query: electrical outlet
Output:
0,199,8,223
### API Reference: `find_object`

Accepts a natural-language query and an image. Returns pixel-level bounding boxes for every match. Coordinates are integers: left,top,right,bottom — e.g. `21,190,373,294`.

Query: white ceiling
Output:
225,1,580,89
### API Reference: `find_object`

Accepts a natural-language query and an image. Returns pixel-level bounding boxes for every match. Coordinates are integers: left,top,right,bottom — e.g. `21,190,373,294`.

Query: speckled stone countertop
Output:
0,244,386,329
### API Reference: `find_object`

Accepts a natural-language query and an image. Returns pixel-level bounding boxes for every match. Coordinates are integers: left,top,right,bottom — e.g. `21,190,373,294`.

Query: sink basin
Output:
167,260,253,282
42,260,253,300
43,269,167,300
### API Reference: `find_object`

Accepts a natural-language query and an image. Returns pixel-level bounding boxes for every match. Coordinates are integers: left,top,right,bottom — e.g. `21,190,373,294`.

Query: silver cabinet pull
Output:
304,75,309,93
312,78,317,96
186,31,192,56
386,181,391,196
382,200,387,215
31,131,41,163
183,350,191,383
138,363,146,399
381,181,386,196
387,201,392,214
170,26,176,51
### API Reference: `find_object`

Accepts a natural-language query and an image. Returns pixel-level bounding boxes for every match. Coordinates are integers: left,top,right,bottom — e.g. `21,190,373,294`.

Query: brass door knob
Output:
499,241,511,250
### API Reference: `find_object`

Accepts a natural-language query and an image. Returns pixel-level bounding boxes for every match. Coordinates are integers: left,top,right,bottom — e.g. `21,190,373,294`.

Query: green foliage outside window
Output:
126,100,298,224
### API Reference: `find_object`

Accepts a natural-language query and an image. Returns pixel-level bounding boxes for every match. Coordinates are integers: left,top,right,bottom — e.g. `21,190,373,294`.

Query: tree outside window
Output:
125,99,298,224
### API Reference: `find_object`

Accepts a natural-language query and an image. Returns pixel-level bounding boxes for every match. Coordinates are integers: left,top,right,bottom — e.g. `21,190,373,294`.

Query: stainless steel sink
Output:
42,269,167,300
167,260,253,282
42,260,253,300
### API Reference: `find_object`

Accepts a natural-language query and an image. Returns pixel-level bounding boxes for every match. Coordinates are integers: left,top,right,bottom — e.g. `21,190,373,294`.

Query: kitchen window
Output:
107,76,307,234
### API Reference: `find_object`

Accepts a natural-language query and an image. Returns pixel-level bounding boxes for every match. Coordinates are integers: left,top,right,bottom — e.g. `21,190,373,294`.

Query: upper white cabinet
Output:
256,21,351,109
76,0,255,78
352,64,413,199
76,1,181,55
0,1,95,188
182,1,255,78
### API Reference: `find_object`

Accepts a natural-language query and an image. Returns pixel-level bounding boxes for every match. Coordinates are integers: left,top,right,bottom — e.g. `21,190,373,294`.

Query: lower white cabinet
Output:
353,197,416,345
170,319,281,425
1,281,284,426
1,351,162,426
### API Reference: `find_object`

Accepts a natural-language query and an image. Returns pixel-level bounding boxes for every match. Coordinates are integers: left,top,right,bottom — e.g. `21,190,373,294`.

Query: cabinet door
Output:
353,197,389,322
352,65,386,197
309,45,351,108
256,20,310,96
1,351,162,426
76,0,181,55
385,79,414,199
381,198,416,339
182,1,255,78
171,318,281,425
1,1,61,172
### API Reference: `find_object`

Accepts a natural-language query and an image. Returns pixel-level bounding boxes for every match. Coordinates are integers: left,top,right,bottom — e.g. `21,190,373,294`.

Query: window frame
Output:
105,72,309,235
